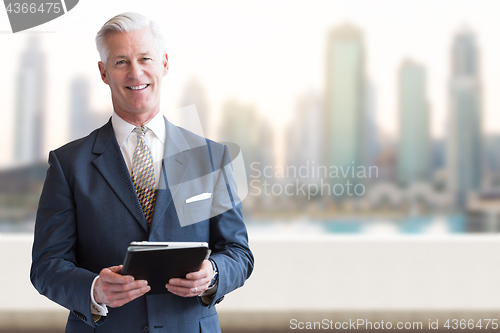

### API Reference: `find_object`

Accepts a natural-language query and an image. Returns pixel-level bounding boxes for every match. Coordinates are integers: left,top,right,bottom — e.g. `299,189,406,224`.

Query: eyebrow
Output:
111,52,153,61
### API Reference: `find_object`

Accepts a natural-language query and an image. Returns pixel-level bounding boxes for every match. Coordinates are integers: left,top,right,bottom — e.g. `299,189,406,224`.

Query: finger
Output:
169,273,212,286
95,277,151,306
106,286,147,300
165,284,200,297
186,270,208,280
168,277,211,290
108,265,123,273
106,285,151,307
100,268,134,284
186,260,212,280
166,283,199,292
166,280,210,296
103,279,149,293
168,278,197,288
166,288,189,298
110,284,151,300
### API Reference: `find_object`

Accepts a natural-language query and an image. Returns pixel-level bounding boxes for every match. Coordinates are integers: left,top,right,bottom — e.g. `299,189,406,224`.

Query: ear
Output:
162,53,169,76
98,61,109,85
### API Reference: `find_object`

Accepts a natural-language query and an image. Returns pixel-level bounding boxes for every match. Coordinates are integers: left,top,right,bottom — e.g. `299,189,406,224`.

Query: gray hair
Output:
95,12,165,64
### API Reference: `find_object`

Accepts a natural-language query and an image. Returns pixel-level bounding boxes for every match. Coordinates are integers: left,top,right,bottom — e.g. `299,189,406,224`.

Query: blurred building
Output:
179,77,211,137
219,99,260,177
446,27,483,207
466,190,500,232
484,134,500,188
432,139,446,173
431,138,447,191
0,162,46,225
286,91,324,183
69,77,109,142
365,81,380,168
283,91,325,206
14,36,46,164
252,118,276,211
325,24,366,193
70,77,93,141
219,100,270,214
397,60,430,187
255,119,275,174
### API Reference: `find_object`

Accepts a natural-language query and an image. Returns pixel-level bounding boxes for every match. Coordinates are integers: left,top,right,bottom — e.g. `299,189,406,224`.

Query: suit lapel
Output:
150,117,194,230
91,120,149,232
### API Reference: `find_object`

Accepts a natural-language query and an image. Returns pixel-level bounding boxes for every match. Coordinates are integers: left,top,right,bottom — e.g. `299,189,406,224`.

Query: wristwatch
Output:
208,259,218,288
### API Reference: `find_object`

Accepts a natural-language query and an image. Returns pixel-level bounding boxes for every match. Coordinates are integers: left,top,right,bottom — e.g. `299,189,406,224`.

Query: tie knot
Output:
133,126,148,138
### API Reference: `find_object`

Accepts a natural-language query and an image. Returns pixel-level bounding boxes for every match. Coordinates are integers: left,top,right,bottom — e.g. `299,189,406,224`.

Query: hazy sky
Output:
1,0,500,166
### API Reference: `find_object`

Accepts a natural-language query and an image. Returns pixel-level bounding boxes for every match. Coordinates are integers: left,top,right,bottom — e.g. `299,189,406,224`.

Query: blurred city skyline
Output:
3,0,500,168
4,0,500,233
4,21,491,163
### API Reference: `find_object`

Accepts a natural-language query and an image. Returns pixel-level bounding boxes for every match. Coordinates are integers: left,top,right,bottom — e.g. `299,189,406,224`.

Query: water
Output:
0,220,35,233
0,216,466,235
246,215,466,235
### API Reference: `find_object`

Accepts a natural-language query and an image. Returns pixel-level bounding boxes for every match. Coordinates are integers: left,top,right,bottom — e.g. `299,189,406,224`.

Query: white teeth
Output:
128,84,148,90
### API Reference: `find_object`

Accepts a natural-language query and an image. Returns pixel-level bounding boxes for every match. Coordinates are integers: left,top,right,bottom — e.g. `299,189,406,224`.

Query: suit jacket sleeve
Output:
30,150,103,328
202,143,254,307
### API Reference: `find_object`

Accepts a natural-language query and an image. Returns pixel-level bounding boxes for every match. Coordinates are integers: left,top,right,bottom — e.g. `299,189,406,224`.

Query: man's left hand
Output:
166,260,214,297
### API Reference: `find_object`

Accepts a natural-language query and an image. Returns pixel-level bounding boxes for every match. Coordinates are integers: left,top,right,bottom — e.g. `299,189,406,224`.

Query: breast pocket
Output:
183,196,213,213
179,196,214,227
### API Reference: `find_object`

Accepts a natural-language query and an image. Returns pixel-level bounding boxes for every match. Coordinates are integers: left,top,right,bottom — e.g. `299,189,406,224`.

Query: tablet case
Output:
121,243,210,295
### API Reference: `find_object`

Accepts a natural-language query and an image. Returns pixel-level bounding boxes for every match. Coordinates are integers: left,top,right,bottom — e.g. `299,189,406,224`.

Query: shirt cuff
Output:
200,281,218,305
90,276,108,317
200,279,218,297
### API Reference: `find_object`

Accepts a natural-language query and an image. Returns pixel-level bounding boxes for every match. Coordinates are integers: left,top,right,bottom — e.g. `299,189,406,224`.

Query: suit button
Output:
142,325,149,333
215,296,225,304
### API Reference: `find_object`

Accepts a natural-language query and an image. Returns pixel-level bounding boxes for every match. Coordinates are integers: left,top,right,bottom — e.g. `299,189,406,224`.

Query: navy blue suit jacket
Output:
30,117,254,333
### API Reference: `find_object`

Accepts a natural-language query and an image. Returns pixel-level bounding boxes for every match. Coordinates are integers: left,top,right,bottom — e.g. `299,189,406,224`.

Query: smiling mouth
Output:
127,84,149,90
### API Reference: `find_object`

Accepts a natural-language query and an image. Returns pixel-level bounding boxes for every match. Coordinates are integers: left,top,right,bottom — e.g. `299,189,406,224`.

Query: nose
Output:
128,61,143,79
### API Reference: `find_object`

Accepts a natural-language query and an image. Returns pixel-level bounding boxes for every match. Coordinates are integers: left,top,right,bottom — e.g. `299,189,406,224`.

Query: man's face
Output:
98,27,168,121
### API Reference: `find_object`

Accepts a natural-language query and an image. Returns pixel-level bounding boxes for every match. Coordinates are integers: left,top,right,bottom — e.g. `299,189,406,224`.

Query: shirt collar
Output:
112,111,166,147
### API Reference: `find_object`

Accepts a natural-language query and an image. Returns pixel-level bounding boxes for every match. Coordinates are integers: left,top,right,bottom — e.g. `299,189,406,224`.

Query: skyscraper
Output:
286,91,324,183
69,77,110,142
447,27,483,207
325,24,366,193
14,36,46,164
219,99,259,176
397,60,430,187
365,81,380,168
179,77,211,137
69,77,92,141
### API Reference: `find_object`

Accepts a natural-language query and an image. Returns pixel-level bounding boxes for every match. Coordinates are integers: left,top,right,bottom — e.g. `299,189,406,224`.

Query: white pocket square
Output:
185,192,212,203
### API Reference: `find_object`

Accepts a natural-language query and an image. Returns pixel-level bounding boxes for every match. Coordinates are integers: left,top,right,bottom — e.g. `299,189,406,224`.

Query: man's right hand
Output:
93,265,150,308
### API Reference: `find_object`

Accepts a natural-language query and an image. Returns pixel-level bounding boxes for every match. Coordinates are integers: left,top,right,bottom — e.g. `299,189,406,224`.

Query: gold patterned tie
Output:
132,127,156,228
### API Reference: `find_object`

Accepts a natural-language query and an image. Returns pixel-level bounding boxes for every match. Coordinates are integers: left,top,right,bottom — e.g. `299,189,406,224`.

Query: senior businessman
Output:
30,12,253,333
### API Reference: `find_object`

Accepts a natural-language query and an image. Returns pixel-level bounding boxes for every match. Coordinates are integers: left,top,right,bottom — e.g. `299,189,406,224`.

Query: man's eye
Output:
116,60,125,65
142,58,152,61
